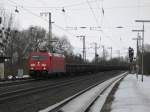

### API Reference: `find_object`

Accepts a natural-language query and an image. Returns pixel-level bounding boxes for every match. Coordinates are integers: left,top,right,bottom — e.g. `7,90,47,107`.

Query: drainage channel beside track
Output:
39,72,127,112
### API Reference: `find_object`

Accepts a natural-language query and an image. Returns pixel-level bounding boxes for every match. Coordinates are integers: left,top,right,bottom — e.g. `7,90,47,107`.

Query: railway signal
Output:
128,47,134,73
128,47,134,63
0,17,2,24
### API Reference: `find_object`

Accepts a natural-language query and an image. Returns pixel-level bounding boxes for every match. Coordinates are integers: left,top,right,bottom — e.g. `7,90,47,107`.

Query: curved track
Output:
0,71,125,112
40,72,127,112
0,75,104,102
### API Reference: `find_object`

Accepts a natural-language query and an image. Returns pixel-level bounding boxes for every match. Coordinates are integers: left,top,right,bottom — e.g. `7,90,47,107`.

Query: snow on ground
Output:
59,75,121,112
40,72,127,112
88,77,121,112
59,73,127,112
111,74,150,112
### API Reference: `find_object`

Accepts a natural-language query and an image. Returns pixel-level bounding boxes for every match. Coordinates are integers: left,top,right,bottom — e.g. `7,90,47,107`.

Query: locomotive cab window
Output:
32,56,48,60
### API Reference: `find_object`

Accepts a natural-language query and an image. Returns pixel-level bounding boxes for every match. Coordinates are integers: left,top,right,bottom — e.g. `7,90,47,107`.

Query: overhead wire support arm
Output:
135,20,150,82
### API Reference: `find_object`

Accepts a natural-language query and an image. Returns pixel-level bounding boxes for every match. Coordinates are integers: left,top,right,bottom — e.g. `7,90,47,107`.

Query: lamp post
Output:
135,20,150,82
132,30,143,79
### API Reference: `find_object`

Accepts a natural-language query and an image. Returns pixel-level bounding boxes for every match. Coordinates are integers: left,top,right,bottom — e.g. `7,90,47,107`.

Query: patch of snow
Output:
111,74,150,112
59,72,126,112
40,72,127,112
88,74,125,112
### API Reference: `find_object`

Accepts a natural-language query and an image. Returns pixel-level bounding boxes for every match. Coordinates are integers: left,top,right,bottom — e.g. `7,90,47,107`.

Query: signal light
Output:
0,17,2,24
128,47,134,62
30,67,34,70
41,64,46,67
30,64,35,67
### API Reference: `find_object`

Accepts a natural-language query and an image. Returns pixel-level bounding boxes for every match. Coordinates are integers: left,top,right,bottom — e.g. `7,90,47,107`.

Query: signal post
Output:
0,17,4,79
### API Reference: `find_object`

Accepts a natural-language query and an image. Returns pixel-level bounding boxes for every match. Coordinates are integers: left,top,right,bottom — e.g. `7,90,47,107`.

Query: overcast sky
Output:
1,0,150,60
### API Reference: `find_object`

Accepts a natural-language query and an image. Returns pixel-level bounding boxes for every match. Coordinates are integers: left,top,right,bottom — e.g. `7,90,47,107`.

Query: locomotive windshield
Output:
31,55,48,60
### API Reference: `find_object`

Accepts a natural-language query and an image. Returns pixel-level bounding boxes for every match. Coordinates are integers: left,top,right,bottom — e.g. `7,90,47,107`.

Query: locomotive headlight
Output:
30,64,35,67
41,64,46,67
31,67,34,70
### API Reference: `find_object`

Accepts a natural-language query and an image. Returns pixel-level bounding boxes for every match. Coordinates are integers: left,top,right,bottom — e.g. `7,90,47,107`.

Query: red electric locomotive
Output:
28,52,65,78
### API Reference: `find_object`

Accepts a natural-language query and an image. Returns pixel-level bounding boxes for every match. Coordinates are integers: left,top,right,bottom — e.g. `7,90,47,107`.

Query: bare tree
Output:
51,35,73,55
0,10,15,56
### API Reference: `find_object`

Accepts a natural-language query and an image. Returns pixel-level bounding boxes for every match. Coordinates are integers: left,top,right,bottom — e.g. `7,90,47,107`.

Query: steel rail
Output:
39,72,127,112
0,73,104,103
0,78,35,87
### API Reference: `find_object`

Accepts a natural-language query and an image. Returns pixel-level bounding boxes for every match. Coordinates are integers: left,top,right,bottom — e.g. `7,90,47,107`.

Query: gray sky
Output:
1,0,150,60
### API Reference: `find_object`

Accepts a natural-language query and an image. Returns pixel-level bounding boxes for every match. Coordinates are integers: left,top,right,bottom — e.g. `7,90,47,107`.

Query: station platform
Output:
110,74,150,112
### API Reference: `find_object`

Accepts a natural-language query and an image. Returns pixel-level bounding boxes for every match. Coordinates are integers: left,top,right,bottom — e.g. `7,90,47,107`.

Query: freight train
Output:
28,52,128,78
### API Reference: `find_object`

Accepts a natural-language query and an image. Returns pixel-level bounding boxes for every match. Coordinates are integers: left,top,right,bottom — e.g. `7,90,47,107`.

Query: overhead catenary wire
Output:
4,0,147,60
7,0,99,9
7,0,77,38
5,0,150,14
6,1,150,10
86,0,100,27
7,1,144,31
7,0,81,55
6,2,148,37
60,0,99,8
94,0,103,23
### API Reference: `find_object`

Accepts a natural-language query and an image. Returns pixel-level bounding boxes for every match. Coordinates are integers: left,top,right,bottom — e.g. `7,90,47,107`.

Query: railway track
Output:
0,71,126,112
0,74,92,94
0,78,34,87
0,72,112,102
39,72,127,112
